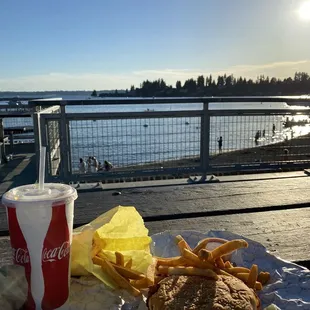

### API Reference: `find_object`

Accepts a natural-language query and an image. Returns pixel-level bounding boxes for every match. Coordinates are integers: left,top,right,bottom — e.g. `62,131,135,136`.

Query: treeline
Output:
98,72,310,97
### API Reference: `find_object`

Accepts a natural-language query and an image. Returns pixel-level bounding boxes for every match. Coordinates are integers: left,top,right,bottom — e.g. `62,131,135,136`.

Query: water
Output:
1,97,310,168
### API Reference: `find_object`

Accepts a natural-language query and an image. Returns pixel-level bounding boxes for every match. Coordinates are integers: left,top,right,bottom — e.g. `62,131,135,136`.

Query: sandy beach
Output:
110,133,310,177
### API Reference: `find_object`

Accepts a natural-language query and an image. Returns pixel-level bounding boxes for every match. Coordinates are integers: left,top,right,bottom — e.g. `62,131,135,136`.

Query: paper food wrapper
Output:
70,206,153,289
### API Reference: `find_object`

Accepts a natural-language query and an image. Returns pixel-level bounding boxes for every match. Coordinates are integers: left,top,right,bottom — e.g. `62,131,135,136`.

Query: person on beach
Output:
272,124,276,135
217,136,223,153
92,156,99,172
263,129,265,138
104,160,113,171
87,157,92,173
78,158,86,174
98,162,103,171
255,131,259,145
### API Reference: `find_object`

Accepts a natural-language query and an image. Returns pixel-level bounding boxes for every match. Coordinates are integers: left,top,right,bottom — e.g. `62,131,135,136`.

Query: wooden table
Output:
1,172,310,268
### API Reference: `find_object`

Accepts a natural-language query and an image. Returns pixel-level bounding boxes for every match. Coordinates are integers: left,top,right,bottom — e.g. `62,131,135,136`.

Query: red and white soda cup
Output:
2,183,78,310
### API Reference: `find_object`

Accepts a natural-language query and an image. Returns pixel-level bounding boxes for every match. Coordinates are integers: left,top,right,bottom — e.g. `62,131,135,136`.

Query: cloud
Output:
1,60,310,91
135,60,310,82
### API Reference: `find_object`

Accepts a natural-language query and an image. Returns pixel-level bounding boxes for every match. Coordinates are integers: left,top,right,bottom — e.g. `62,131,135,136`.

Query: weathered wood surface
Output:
146,207,310,263
1,175,310,230
73,176,310,224
1,207,309,267
1,173,310,268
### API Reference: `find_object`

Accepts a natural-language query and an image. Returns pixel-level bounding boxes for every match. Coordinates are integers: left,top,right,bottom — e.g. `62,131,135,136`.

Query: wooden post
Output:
0,118,3,141
0,118,5,163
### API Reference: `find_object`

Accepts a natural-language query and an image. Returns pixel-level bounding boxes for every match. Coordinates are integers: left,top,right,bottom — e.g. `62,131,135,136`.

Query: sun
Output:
298,1,310,20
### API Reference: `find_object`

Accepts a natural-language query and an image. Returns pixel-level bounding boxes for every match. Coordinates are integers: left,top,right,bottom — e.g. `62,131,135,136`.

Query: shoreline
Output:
105,133,310,173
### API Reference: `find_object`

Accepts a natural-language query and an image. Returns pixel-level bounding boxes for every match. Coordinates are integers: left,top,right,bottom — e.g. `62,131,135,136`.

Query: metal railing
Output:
0,105,34,160
29,96,310,183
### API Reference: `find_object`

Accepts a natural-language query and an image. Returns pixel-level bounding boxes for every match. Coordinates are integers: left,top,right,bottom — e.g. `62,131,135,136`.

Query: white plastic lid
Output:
2,183,78,207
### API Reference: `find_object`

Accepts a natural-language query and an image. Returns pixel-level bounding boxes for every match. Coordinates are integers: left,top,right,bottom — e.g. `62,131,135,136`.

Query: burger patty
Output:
147,275,258,310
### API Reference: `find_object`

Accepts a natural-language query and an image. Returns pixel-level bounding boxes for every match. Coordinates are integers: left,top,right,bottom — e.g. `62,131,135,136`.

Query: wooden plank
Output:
60,177,310,226
146,208,310,262
1,176,310,231
1,208,309,267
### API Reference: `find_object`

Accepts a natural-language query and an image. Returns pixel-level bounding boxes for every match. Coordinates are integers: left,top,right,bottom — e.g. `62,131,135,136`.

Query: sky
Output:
1,0,310,91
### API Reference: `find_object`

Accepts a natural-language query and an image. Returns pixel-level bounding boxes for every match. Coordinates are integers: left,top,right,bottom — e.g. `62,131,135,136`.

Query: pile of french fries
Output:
92,235,270,297
154,235,270,292
92,249,157,297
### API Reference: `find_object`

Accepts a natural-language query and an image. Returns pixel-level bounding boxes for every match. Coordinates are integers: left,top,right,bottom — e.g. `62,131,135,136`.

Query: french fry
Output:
155,256,186,267
235,272,249,282
247,264,258,289
97,250,107,260
100,258,141,296
111,262,146,280
176,235,192,251
192,238,228,255
255,281,263,291
92,255,105,267
177,240,190,255
166,266,219,280
130,278,149,289
182,248,215,270
157,266,169,275
154,235,270,294
115,252,124,266
215,257,225,269
226,267,250,275
175,235,183,243
91,244,102,258
146,258,157,286
211,240,248,260
217,268,233,277
198,249,213,261
257,271,270,285
125,258,132,269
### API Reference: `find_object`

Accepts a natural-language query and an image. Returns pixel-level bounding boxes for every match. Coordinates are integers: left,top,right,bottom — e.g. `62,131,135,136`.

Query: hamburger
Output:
147,275,260,310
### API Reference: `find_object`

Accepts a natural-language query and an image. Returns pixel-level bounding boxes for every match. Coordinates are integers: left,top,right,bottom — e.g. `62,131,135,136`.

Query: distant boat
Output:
143,124,149,128
144,108,155,112
185,121,190,125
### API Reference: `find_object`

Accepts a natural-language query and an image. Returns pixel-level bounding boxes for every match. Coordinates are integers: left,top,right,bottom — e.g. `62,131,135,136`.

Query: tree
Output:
217,76,225,88
130,70,310,97
91,90,97,97
225,75,234,87
130,85,135,92
159,79,166,90
197,75,205,88
183,78,197,92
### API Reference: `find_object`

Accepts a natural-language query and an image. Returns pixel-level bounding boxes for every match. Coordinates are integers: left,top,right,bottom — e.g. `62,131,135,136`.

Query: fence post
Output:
200,101,210,181
9,131,14,155
0,118,4,163
59,105,70,182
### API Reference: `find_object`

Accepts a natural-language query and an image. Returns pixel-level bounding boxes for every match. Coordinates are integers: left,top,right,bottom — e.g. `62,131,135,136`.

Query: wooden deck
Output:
0,168,310,268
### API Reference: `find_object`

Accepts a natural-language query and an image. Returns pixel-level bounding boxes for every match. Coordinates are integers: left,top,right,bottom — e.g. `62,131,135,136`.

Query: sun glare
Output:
298,1,310,20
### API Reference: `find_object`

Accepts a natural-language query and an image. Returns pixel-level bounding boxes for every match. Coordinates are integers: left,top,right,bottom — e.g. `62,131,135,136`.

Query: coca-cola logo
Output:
13,248,30,264
42,241,70,263
12,241,70,264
